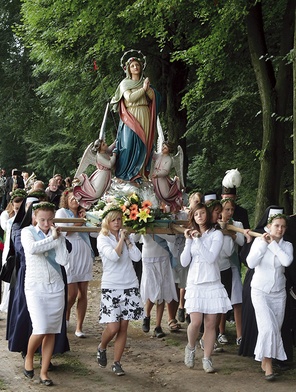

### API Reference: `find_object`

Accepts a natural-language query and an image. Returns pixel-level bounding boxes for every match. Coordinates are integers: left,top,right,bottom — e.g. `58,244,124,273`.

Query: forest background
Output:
0,0,295,226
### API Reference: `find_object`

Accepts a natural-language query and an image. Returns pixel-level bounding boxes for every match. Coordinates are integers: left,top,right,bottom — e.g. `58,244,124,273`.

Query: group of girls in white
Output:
0,186,294,385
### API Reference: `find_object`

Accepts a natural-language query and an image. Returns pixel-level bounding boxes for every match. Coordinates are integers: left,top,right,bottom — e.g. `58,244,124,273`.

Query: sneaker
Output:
202,357,215,373
184,345,195,368
75,331,86,338
217,333,228,344
97,346,107,368
142,316,150,333
111,361,125,376
154,326,165,338
199,338,223,353
177,308,185,323
236,337,242,346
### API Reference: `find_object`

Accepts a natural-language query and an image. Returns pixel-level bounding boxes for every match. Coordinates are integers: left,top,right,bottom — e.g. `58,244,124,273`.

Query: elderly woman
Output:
111,51,160,183
247,213,293,381
96,206,143,376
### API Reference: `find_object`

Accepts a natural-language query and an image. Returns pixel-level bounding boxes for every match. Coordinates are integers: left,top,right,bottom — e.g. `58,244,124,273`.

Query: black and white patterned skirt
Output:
99,287,144,323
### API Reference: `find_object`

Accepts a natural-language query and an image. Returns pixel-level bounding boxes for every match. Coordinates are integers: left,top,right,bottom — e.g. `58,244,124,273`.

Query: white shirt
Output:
180,228,223,285
97,232,141,289
247,237,293,293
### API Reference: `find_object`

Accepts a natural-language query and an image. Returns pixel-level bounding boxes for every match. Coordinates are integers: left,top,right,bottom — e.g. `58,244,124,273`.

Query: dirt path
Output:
0,260,295,391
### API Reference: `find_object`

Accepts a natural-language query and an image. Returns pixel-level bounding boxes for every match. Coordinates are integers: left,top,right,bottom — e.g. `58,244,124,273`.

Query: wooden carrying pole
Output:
53,218,188,234
53,218,261,238
226,224,262,238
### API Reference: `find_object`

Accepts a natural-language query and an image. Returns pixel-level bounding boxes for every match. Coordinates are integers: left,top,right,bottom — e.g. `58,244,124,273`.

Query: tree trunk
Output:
294,4,296,213
163,57,188,187
246,2,277,223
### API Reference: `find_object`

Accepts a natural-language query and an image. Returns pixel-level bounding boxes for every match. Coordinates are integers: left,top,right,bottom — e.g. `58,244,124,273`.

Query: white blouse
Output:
97,232,141,290
180,228,223,285
247,237,293,293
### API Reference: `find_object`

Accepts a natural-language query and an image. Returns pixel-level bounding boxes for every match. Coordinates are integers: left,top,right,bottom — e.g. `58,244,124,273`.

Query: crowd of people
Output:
0,168,295,386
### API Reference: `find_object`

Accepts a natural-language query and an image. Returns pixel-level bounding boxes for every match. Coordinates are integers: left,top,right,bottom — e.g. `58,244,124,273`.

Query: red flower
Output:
142,200,152,209
129,210,138,220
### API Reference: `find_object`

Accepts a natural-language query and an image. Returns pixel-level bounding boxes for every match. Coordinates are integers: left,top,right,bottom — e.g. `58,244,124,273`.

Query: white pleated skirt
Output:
26,287,65,334
185,281,232,314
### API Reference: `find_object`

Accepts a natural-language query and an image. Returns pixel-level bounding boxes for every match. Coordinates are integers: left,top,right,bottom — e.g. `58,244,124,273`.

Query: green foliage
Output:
0,0,293,219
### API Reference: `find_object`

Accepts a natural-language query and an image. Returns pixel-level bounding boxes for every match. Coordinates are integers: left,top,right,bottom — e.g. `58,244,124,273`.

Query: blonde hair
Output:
101,210,123,236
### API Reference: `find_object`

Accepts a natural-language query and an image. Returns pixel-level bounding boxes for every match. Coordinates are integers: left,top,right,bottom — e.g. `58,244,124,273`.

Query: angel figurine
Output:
73,139,116,209
151,133,184,213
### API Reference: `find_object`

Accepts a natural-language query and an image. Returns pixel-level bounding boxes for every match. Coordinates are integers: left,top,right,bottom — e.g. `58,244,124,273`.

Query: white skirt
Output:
185,281,232,314
26,288,65,334
231,265,243,305
65,236,93,283
140,256,178,304
251,287,287,361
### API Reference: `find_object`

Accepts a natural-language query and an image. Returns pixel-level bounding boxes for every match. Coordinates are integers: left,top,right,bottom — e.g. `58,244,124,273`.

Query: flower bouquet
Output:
88,192,171,234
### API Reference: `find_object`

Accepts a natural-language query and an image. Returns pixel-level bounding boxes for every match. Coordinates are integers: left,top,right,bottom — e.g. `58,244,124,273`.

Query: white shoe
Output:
202,357,215,373
217,333,228,344
75,331,86,338
184,345,195,368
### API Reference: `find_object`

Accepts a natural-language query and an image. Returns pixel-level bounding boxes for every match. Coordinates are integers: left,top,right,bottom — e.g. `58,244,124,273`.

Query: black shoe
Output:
111,361,125,376
177,308,185,323
265,373,276,382
97,346,107,368
39,378,53,386
142,316,150,333
154,326,165,338
23,369,34,379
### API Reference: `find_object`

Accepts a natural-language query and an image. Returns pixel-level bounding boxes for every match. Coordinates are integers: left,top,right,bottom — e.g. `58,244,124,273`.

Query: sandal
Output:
168,319,181,331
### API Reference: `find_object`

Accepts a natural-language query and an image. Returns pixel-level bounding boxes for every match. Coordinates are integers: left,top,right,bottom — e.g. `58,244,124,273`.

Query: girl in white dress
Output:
181,203,232,373
247,213,293,381
21,202,69,386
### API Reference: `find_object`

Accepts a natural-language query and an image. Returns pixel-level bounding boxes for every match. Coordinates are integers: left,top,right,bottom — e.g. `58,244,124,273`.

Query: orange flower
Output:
142,200,152,209
130,204,139,212
121,205,127,212
129,210,138,220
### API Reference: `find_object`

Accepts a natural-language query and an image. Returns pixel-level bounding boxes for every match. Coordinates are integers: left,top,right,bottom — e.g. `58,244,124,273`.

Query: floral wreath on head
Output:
32,202,56,211
267,213,287,225
101,205,123,220
206,199,221,209
220,197,236,205
10,189,27,201
120,49,147,71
